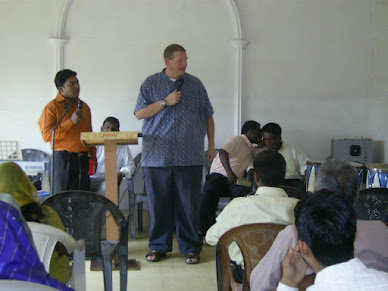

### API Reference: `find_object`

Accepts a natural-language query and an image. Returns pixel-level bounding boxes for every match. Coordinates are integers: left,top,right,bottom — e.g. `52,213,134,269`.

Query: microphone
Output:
78,99,83,110
175,78,184,91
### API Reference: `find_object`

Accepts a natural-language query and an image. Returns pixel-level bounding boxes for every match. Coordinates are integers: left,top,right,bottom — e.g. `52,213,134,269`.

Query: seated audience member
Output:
0,162,72,284
0,198,73,290
250,159,388,291
261,122,308,191
90,116,136,193
278,191,388,290
205,150,300,280
199,120,262,237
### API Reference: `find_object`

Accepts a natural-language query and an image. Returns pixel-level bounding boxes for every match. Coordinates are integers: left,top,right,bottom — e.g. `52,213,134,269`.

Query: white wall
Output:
0,0,387,162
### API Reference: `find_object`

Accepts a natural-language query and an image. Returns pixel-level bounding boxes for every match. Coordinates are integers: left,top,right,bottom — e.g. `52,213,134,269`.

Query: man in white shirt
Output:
278,191,388,291
261,123,308,192
90,117,136,194
250,159,388,291
205,150,299,276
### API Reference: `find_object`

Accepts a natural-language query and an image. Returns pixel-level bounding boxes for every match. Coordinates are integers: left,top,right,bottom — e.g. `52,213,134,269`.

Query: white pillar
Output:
231,39,249,135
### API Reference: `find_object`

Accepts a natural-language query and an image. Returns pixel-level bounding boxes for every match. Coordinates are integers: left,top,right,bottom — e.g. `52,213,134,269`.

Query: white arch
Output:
49,0,73,71
225,0,249,135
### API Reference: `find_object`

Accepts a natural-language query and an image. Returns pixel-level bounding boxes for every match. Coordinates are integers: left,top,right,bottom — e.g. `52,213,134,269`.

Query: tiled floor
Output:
85,229,218,291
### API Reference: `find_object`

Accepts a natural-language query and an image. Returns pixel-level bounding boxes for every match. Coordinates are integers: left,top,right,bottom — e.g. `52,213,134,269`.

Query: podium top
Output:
81,131,140,146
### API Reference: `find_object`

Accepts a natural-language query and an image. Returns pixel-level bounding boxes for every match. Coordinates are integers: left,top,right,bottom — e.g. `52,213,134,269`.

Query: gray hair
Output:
314,159,359,205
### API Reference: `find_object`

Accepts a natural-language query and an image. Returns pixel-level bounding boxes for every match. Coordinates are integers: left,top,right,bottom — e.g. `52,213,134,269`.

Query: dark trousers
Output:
199,173,251,235
281,179,305,192
53,151,90,194
143,166,203,254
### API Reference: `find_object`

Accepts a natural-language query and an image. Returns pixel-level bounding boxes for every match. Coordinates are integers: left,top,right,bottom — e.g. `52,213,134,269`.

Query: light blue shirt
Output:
135,69,214,167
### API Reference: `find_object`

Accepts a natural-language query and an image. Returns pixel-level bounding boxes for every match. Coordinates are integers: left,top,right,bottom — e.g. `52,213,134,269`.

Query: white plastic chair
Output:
27,222,86,291
0,280,57,290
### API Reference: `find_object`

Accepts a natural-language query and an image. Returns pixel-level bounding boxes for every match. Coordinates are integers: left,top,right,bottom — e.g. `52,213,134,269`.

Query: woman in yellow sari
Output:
0,162,71,284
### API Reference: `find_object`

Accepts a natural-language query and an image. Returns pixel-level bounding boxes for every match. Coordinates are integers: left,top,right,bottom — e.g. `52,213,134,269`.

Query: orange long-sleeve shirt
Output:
38,93,96,160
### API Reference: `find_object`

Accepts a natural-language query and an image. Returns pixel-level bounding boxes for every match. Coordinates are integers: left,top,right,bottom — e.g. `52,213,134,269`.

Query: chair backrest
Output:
27,222,86,291
280,185,308,200
42,190,127,258
132,153,145,195
217,223,286,291
354,188,388,222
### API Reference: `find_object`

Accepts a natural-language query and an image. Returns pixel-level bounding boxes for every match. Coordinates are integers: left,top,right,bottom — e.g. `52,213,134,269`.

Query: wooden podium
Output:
81,131,139,240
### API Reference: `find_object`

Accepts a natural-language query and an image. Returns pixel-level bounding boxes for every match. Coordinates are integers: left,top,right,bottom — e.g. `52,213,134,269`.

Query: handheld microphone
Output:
175,78,184,91
78,100,83,110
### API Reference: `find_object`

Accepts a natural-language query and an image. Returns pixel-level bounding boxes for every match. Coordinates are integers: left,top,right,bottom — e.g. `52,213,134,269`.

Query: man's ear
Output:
58,86,65,95
254,172,260,185
298,239,310,257
100,126,104,132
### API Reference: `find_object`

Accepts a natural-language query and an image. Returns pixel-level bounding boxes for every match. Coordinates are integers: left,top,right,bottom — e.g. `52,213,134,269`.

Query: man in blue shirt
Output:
134,44,216,264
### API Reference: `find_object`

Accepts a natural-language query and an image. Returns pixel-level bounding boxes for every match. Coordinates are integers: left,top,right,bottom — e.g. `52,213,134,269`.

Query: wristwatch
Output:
160,99,167,108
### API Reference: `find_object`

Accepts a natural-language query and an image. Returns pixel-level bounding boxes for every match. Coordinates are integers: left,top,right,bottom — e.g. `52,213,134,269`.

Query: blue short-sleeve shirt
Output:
135,69,214,167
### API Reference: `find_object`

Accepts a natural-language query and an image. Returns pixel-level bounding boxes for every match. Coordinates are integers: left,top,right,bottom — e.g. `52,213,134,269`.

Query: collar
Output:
241,134,252,147
55,92,67,103
254,186,288,197
55,93,79,106
162,68,186,82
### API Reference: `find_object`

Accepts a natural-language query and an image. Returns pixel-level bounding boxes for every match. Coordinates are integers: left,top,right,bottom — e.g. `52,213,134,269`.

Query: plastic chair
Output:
21,148,51,191
42,190,128,291
27,222,86,291
216,223,286,291
354,188,388,222
128,153,148,239
0,280,57,290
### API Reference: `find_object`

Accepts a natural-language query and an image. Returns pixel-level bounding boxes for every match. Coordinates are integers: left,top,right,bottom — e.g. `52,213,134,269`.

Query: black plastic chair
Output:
21,148,51,190
354,188,388,222
43,190,128,291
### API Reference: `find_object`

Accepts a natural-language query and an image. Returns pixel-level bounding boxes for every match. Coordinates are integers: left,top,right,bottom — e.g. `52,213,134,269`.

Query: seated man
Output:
90,116,136,194
278,191,388,290
261,122,308,192
250,159,388,291
199,120,262,237
205,150,300,280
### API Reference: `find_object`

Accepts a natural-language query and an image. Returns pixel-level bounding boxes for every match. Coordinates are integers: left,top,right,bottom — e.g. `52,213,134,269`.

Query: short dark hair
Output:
315,159,358,205
103,116,120,130
296,190,356,267
253,150,286,186
164,44,186,60
54,69,77,89
262,123,282,136
241,120,260,135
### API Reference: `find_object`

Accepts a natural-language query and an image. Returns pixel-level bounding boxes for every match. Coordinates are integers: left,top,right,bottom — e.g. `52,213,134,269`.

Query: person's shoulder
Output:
44,97,59,108
357,220,388,234
143,71,164,83
184,72,202,84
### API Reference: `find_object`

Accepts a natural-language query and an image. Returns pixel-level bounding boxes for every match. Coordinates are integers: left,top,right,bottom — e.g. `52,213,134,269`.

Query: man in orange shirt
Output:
38,69,96,194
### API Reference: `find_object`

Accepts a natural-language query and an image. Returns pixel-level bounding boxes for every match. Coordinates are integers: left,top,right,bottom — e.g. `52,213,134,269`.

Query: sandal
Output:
145,251,166,262
185,253,200,264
